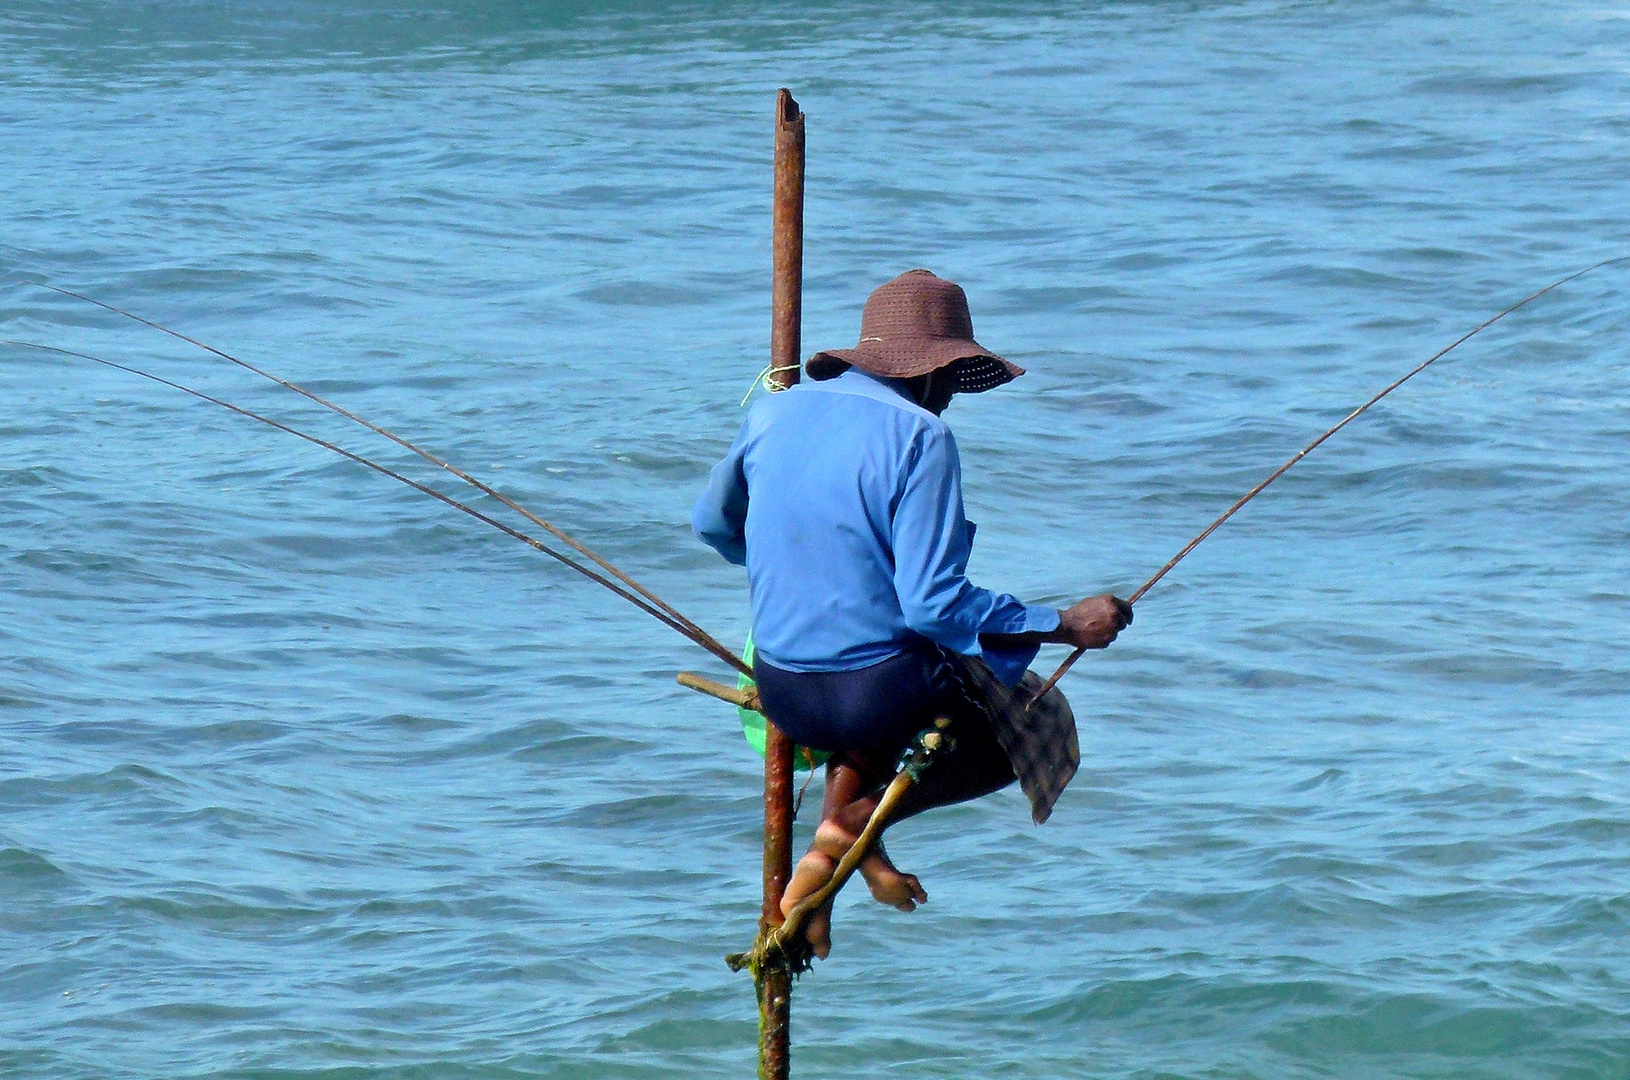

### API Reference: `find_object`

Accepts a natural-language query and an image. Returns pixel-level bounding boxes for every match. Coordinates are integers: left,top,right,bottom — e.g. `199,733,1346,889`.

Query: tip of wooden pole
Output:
776,87,801,125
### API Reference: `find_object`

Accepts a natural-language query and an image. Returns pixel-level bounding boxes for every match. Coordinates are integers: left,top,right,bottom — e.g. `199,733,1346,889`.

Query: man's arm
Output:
691,423,751,566
889,426,1061,651
890,425,1132,678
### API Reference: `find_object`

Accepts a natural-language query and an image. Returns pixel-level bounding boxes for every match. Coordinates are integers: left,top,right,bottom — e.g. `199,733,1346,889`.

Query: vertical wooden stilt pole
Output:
757,86,804,1080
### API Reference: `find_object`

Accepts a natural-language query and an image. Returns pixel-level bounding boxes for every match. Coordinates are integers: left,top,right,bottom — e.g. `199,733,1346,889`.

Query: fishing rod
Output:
1030,254,1630,704
3,337,751,677
26,282,746,677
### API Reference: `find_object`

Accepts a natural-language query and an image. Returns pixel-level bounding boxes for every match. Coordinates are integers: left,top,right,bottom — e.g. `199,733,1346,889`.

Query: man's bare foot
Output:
813,820,927,911
780,848,837,959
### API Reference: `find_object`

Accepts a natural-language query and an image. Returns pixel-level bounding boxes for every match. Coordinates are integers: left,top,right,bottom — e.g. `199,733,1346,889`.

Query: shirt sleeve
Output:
890,424,1059,674
691,420,751,566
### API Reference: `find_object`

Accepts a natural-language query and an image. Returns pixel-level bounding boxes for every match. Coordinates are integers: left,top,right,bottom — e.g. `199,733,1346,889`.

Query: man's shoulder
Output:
754,371,949,436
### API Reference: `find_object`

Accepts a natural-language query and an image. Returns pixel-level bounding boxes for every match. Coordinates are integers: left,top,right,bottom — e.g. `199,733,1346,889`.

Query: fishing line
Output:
25,281,744,675
1030,254,1630,703
3,338,750,673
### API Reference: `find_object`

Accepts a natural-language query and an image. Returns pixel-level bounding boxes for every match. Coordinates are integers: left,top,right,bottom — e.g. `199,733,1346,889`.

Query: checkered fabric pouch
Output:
950,655,1080,824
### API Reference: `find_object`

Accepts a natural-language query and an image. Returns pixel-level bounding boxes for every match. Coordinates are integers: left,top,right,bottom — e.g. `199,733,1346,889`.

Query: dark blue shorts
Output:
754,642,1015,802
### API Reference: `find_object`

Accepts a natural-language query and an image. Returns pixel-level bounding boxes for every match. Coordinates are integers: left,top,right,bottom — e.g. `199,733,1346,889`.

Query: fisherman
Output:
693,269,1130,959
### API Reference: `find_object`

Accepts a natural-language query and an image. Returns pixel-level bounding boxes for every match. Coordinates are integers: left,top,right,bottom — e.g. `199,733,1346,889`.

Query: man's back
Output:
694,368,1048,677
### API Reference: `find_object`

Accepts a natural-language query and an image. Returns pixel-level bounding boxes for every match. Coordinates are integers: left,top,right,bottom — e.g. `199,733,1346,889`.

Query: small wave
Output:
0,846,68,884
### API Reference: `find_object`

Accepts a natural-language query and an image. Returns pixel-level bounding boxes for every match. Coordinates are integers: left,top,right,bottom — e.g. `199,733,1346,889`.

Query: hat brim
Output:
806,337,1024,391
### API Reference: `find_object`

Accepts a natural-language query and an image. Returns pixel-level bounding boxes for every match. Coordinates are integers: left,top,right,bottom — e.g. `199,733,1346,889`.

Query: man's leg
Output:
889,705,1016,823
812,760,926,907
780,713,1014,957
779,758,925,960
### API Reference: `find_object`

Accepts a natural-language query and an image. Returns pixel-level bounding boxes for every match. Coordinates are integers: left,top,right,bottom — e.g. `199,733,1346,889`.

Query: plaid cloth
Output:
951,656,1079,824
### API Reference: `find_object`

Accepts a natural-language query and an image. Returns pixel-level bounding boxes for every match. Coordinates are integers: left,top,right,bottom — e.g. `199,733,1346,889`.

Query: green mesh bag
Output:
738,631,829,769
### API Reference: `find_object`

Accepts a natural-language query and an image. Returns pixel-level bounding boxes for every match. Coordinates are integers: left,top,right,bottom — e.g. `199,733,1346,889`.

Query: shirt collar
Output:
830,367,924,405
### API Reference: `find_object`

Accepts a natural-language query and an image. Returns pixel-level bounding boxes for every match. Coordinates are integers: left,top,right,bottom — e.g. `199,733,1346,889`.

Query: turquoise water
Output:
4,3,1629,1076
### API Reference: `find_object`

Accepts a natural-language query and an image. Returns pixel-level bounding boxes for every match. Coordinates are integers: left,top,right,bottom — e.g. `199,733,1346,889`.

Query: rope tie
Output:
740,363,802,406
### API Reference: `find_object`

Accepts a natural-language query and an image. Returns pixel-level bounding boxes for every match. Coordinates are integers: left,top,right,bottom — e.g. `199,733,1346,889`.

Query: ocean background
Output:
3,2,1629,1076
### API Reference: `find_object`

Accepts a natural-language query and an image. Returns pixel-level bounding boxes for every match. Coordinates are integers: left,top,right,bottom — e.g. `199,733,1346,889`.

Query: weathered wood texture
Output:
757,86,804,1080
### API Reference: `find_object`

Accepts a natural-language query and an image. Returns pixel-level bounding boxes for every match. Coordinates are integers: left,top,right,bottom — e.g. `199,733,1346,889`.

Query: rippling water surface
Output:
3,3,1629,1077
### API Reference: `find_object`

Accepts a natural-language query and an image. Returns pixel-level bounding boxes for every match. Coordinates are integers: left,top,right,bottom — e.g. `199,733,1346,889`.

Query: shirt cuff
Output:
978,604,1059,688
1022,604,1062,634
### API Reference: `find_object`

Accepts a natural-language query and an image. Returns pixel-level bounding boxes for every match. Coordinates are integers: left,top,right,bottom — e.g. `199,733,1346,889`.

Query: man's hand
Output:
1056,594,1132,651
978,593,1133,654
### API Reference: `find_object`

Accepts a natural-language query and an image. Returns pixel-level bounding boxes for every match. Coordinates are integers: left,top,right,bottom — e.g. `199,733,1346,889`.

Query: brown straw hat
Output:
806,269,1025,393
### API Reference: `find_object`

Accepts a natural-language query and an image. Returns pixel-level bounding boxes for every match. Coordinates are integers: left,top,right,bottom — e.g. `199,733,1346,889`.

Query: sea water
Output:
2,3,1628,1077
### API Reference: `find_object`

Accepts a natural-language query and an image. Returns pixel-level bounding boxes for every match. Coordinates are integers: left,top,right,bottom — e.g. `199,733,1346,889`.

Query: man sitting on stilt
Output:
694,269,1130,958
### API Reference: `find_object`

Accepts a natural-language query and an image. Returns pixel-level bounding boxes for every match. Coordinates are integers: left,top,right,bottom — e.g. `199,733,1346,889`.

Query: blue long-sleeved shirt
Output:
692,368,1059,687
